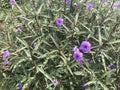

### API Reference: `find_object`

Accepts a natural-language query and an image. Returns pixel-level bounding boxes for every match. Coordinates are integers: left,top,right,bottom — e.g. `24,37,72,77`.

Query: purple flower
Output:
117,1,120,9
17,83,23,90
73,46,79,52
81,84,87,89
53,79,58,86
4,60,9,65
55,18,64,26
108,64,115,69
9,0,16,5
80,41,91,52
2,50,10,60
73,46,84,65
87,3,94,11
74,3,80,8
16,27,22,32
78,59,84,65
65,0,71,5
73,50,83,64
33,42,37,48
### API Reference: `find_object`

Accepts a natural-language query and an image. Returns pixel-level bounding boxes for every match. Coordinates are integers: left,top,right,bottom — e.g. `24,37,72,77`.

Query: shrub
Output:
0,0,120,90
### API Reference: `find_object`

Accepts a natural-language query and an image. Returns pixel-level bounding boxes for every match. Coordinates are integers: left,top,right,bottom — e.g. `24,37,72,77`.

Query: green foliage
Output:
0,0,120,90
0,0,10,8
0,0,21,8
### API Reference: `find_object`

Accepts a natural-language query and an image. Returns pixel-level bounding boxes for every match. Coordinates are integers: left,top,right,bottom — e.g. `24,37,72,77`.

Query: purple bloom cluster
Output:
2,50,10,60
65,0,71,5
73,46,84,65
74,3,80,8
108,64,115,69
2,50,10,65
117,1,120,9
4,60,9,65
73,46,79,52
17,83,23,90
9,0,16,5
81,84,87,89
73,51,82,61
80,41,91,52
33,42,37,48
73,41,91,65
53,79,58,86
55,18,64,26
16,27,22,32
87,3,94,11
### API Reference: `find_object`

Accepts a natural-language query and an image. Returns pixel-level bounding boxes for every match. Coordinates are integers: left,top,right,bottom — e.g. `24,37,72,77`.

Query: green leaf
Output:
74,71,85,76
108,40,120,44
37,3,44,15
37,66,52,81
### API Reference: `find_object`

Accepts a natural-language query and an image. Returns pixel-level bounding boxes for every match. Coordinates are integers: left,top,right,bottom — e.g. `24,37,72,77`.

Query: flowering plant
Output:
0,0,120,90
